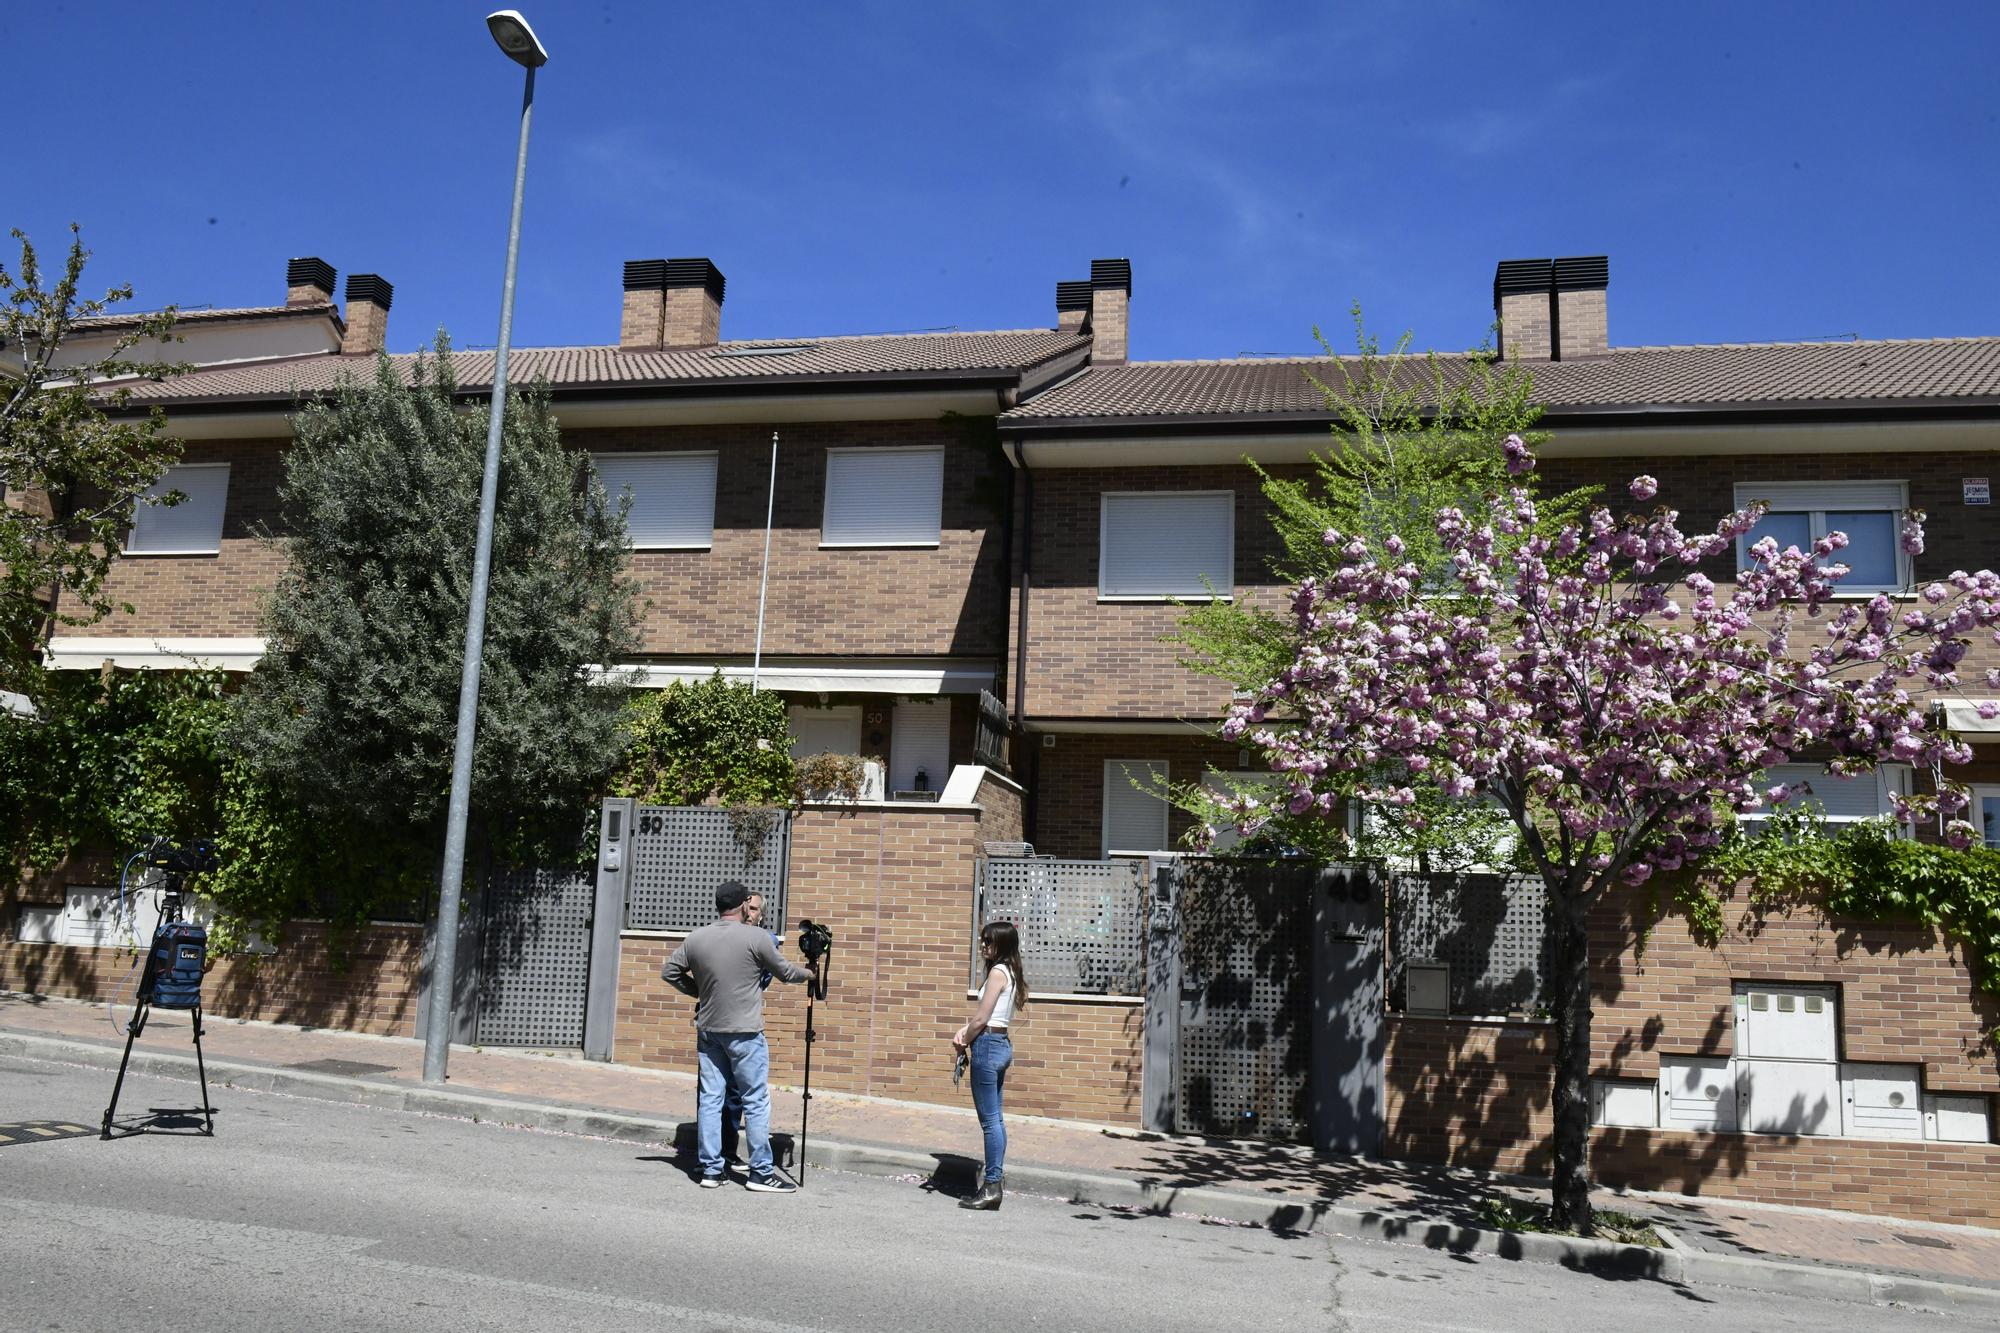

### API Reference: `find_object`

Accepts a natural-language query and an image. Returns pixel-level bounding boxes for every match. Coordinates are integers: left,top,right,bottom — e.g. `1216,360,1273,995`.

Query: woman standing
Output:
953,921,1028,1211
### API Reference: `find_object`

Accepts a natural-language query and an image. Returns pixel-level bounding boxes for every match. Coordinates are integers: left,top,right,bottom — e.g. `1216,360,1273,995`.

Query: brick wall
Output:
73,418,1013,662
0,917,423,1037
1383,868,2000,1225
1030,730,1248,860
612,791,1145,1125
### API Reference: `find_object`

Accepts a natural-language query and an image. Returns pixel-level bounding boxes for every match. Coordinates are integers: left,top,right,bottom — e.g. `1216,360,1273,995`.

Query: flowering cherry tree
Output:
1220,435,2000,1230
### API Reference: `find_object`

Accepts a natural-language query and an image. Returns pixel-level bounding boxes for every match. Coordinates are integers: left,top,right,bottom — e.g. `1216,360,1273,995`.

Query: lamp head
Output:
485,10,548,67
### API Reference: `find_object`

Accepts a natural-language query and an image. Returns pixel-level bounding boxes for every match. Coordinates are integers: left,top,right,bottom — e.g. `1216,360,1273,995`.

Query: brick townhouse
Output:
40,254,1106,797
995,254,2000,1213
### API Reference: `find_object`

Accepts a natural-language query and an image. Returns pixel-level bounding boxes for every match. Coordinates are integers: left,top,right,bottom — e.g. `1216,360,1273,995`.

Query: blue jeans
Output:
969,1030,1012,1182
697,1031,772,1179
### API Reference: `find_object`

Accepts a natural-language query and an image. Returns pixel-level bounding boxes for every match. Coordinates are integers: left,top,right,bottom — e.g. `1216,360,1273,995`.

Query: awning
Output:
600,659,995,696
43,636,267,672
1942,699,2000,742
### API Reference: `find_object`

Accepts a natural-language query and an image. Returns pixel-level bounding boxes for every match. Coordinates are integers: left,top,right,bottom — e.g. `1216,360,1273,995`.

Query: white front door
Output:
890,699,950,794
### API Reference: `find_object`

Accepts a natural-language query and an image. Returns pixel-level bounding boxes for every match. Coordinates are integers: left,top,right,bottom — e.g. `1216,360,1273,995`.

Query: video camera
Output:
796,919,833,963
144,835,219,879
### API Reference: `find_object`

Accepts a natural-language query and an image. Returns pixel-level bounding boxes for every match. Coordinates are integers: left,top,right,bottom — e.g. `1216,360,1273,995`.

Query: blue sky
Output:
13,2,1999,360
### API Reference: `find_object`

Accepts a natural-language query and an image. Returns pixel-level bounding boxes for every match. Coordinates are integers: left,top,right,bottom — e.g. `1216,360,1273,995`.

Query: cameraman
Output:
661,881,809,1192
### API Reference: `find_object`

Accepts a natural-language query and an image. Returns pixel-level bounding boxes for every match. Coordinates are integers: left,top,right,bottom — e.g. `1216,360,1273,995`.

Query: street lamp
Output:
423,9,549,1084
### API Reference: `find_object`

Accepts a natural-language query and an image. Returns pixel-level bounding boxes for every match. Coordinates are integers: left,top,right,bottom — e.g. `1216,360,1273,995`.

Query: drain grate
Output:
286,1058,397,1077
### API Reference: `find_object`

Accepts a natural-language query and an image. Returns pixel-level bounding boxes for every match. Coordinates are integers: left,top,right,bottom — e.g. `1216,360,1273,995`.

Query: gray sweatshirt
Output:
660,918,810,1034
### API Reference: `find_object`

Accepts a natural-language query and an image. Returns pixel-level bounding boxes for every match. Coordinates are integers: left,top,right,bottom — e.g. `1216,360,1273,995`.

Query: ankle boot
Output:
958,1176,1003,1211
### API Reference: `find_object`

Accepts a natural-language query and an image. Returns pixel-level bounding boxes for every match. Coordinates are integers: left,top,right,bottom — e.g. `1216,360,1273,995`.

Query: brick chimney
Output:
340,274,393,355
1055,280,1092,332
1089,258,1131,366
1493,258,1553,361
286,256,335,307
1553,255,1610,360
621,258,725,350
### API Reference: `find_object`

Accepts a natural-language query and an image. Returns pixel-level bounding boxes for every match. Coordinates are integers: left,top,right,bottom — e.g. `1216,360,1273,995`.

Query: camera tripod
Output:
795,920,833,1187
101,844,217,1140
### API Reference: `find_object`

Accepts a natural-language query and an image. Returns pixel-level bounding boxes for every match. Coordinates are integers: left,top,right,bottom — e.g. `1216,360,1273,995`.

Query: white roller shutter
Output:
1103,760,1170,855
593,452,716,549
823,447,943,546
128,464,229,554
1099,492,1232,597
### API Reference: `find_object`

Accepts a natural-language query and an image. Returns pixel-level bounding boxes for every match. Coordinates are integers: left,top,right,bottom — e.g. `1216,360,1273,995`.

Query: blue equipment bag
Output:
147,920,207,1009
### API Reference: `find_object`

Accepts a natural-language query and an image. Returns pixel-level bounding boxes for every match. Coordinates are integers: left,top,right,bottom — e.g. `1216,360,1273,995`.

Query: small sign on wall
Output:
1966,477,1991,506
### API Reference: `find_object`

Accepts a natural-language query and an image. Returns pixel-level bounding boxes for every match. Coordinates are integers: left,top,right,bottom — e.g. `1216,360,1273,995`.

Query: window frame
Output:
1741,762,1912,831
1097,490,1236,602
820,445,945,549
1973,784,2000,851
126,462,230,556
1732,480,1910,592
591,450,718,552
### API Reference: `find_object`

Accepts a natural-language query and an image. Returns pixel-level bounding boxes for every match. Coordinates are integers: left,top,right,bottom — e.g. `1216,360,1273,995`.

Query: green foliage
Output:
1170,307,1592,862
612,673,796,808
1688,806,2000,993
231,337,640,864
1474,1195,1663,1247
1,225,188,688
0,666,421,941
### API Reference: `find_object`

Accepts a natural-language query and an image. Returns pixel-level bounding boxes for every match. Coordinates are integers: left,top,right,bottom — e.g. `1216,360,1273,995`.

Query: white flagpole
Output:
751,430,778,692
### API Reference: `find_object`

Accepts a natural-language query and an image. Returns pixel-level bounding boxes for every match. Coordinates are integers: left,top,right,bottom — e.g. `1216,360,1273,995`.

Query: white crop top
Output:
985,965,1015,1029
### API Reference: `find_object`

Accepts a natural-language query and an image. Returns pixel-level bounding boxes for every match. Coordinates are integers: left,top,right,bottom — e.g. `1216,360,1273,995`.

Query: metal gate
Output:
473,865,596,1048
1146,859,1384,1153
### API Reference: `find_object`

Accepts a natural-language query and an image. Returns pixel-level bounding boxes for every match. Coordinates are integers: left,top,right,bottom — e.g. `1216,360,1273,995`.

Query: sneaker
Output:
744,1174,797,1194
699,1175,727,1189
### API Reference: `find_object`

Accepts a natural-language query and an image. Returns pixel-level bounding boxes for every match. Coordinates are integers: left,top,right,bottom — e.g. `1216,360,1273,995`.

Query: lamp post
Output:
423,9,549,1084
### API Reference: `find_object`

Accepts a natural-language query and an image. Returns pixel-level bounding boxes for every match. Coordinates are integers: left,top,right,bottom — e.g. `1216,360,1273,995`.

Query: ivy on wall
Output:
1653,803,2000,997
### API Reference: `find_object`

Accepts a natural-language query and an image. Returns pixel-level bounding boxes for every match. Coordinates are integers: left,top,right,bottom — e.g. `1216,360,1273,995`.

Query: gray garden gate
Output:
422,799,791,1057
1144,859,1385,1154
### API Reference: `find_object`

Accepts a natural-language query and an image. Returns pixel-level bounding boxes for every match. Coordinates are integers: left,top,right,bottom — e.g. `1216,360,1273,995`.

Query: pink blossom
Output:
1629,475,1659,502
1503,434,1534,476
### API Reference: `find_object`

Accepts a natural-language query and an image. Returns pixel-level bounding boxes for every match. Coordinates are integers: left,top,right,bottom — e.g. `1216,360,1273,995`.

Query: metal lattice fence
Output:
626,806,790,934
474,865,594,1048
1387,871,1553,1015
974,857,1146,996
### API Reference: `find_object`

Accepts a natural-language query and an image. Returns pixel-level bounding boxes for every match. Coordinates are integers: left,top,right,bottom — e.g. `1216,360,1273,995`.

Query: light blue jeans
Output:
697,1030,772,1179
970,1030,1012,1182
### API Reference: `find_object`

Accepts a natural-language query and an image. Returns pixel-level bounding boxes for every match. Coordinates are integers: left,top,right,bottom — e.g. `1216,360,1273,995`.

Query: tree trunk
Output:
1548,901,1595,1233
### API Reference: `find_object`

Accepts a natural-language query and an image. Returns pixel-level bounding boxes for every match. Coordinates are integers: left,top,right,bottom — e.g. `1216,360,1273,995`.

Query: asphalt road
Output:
0,1053,1979,1333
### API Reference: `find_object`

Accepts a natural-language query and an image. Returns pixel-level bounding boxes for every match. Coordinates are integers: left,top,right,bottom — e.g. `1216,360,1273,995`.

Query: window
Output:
1734,481,1907,591
1745,763,1908,829
787,705,860,759
822,447,943,547
128,463,229,555
1975,786,2000,850
1103,759,1169,855
593,452,716,550
1099,492,1233,599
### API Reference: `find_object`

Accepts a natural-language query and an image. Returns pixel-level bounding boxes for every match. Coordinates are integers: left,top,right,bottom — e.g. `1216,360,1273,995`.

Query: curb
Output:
7,1029,1997,1317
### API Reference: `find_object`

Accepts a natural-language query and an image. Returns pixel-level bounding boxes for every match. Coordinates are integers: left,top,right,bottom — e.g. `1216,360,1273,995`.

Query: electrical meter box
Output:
1659,1057,1737,1132
1840,1063,1924,1141
1924,1094,1993,1143
1733,983,1837,1062
1737,1058,1840,1136
1405,960,1450,1016
1591,1079,1659,1129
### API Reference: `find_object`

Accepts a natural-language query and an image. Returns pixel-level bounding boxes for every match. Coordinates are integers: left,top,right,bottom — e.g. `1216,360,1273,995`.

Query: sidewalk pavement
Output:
5,989,1998,1318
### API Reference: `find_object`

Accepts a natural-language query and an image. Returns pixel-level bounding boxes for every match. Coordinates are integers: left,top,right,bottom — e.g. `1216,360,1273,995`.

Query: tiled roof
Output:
114,329,1090,404
71,303,338,331
1002,337,2000,424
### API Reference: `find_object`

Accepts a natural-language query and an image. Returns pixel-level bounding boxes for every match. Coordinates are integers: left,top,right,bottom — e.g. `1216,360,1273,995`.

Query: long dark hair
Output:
980,920,1029,1009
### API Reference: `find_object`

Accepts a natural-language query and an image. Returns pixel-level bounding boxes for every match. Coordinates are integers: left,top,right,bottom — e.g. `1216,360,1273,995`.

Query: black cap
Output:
1055,280,1093,312
715,880,752,914
287,256,336,296
345,273,394,309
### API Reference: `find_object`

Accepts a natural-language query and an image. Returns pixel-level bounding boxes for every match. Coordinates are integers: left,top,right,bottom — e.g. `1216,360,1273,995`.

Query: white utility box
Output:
1659,1057,1737,1131
1924,1094,1993,1143
1405,960,1451,1016
1734,983,1837,1062
1840,1063,1924,1140
1736,1057,1841,1136
1592,1079,1659,1129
